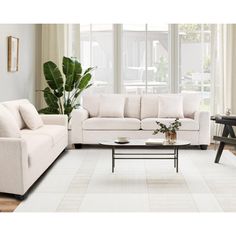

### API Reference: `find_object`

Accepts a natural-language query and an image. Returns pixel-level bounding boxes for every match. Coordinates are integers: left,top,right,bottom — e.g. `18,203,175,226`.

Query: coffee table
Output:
100,139,190,173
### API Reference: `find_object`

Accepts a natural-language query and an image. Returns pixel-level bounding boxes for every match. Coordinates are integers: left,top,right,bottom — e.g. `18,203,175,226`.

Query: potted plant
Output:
38,56,95,120
153,118,182,144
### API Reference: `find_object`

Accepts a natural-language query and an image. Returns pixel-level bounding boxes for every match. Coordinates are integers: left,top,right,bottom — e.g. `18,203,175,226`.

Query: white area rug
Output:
15,148,236,212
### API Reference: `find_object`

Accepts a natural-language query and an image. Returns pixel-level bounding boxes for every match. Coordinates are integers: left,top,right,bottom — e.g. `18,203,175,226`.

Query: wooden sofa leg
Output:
200,145,208,150
74,144,82,149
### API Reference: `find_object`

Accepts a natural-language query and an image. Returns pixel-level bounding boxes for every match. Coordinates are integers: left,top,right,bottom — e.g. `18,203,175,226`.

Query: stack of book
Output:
145,139,165,145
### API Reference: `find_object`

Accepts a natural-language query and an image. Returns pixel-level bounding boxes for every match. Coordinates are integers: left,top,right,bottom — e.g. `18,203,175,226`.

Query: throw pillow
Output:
99,95,125,118
158,94,184,118
0,104,21,138
19,103,43,130
2,99,29,129
182,92,201,118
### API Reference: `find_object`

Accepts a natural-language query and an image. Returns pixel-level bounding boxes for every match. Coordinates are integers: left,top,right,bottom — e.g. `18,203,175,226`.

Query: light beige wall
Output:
35,25,42,109
0,24,40,104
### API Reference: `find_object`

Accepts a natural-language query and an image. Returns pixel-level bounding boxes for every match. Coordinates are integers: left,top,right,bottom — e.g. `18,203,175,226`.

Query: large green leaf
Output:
73,60,82,87
63,57,74,92
74,74,82,88
54,88,64,98
62,57,74,76
65,74,74,92
38,107,60,114
43,87,59,108
74,90,82,99
63,99,73,117
72,83,92,102
64,105,73,117
43,61,64,91
85,83,93,89
78,73,92,89
83,67,95,75
64,98,71,107
63,57,82,92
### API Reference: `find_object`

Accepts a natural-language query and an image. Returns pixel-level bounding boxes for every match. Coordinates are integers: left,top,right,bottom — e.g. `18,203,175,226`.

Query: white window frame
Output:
169,24,179,93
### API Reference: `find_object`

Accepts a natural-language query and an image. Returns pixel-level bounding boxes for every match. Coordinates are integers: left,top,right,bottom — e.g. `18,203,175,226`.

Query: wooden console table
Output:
212,115,236,163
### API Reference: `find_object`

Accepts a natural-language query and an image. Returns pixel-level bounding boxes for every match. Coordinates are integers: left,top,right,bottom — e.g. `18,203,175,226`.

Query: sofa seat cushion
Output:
83,118,141,130
21,133,53,167
20,125,67,145
141,118,199,131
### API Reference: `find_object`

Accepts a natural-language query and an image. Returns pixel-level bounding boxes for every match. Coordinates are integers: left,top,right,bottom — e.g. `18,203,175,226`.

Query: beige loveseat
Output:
0,99,68,199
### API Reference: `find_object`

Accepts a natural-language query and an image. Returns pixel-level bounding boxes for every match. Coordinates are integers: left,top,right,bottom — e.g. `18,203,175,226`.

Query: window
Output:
122,24,146,94
122,24,169,94
80,24,113,93
147,24,169,93
74,24,215,111
178,24,213,110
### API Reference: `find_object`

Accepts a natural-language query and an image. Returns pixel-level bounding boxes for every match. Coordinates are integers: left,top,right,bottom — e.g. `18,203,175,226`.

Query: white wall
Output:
0,24,38,104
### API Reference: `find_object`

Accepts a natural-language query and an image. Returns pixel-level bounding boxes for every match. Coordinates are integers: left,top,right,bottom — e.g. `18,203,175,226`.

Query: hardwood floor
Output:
0,194,20,212
0,144,235,212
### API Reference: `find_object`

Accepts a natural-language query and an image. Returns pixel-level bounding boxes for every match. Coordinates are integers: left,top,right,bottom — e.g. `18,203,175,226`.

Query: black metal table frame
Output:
212,117,236,163
111,146,179,173
214,123,236,163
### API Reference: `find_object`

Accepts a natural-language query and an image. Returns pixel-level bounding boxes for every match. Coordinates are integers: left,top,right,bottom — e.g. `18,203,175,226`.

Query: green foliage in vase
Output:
38,56,95,120
153,118,182,135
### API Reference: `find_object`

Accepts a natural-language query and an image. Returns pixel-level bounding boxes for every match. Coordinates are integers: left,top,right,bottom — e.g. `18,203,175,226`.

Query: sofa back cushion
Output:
83,94,141,118
82,94,101,117
2,99,29,129
124,95,141,119
0,104,21,138
182,92,201,118
158,94,184,118
19,103,44,130
140,93,201,119
83,93,201,119
141,95,159,119
99,94,125,118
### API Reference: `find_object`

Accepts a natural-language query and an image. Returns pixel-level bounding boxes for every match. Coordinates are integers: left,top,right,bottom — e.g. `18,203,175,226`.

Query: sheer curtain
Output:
211,24,233,115
37,24,69,109
211,24,235,141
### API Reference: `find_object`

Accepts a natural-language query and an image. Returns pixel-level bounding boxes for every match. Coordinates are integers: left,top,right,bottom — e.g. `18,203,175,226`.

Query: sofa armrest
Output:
0,138,28,195
194,111,211,145
71,107,89,144
40,114,68,128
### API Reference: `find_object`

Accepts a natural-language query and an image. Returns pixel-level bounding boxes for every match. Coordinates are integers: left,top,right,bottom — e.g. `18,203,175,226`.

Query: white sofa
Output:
0,99,68,199
71,94,210,149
